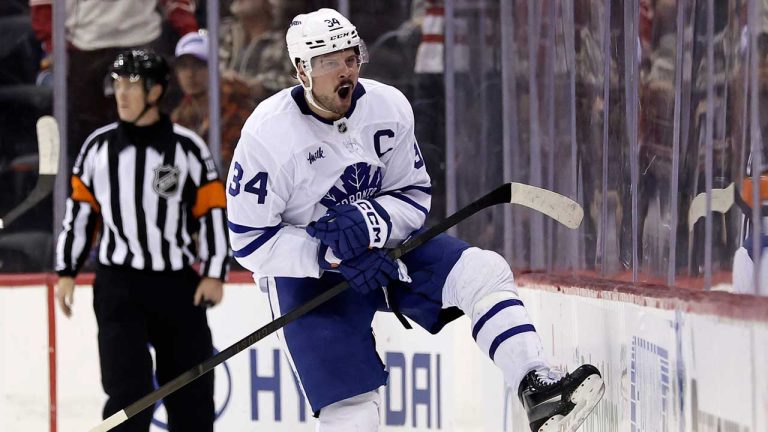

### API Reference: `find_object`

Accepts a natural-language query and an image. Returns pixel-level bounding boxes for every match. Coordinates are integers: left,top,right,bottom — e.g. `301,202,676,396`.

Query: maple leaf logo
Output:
321,162,383,208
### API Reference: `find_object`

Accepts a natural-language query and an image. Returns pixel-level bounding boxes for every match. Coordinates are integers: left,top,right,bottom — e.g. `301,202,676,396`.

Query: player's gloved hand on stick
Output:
318,244,399,294
339,249,400,294
307,199,391,260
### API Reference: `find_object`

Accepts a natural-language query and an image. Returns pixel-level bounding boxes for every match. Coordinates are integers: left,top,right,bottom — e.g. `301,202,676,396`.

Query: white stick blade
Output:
36,115,60,176
509,182,584,229
687,183,735,232
712,182,735,213
89,410,128,432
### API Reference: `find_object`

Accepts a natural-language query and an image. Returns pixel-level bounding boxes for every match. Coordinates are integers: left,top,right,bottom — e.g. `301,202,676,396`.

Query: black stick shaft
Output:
119,183,513,422
0,175,56,229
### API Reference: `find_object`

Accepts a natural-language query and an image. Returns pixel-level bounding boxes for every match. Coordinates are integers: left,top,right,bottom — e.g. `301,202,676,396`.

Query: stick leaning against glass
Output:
0,116,59,230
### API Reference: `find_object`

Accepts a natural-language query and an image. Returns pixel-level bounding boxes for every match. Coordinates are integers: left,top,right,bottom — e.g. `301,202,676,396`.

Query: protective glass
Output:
308,40,369,78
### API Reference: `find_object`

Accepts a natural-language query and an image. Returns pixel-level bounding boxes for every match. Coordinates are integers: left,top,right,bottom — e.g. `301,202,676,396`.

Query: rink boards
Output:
1,274,766,432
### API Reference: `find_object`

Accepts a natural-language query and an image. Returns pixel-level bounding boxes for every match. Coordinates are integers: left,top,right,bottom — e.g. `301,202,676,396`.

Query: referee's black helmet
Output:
107,49,170,97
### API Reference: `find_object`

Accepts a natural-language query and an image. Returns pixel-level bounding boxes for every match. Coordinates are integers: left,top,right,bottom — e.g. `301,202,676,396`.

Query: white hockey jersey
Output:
227,78,432,279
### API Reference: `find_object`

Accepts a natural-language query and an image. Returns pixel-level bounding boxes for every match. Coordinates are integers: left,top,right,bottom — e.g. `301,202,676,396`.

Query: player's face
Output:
309,49,360,117
175,55,209,97
113,76,149,121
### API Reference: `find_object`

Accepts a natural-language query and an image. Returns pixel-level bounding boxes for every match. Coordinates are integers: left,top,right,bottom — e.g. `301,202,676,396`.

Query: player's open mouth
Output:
337,84,352,99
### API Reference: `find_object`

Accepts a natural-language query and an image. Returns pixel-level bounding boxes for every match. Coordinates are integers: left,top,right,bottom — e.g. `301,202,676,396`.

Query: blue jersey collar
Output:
291,82,366,125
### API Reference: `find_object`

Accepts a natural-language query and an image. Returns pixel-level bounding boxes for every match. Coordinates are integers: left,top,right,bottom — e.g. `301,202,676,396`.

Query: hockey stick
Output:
0,116,60,230
508,182,583,229
90,182,582,432
687,182,735,232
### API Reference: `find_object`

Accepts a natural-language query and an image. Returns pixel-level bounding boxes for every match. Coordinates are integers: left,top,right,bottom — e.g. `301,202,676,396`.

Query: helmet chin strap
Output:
129,95,157,124
299,71,340,117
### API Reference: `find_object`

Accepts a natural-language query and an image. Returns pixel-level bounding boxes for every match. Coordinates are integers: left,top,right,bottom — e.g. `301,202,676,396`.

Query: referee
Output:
55,49,229,432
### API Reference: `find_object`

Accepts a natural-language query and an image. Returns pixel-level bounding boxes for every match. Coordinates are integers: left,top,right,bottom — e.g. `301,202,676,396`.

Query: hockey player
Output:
227,8,605,432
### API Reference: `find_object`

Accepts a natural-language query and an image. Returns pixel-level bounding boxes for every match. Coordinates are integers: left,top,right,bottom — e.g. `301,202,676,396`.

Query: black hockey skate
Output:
518,364,605,432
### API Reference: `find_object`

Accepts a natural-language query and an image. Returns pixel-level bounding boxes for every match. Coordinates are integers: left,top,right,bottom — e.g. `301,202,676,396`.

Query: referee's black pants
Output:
93,265,215,432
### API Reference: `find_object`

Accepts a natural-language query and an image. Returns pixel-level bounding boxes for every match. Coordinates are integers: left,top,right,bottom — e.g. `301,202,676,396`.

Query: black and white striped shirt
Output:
56,116,230,279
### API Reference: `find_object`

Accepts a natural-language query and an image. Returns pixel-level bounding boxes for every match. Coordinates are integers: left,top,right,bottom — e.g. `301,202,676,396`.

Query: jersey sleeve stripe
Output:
206,208,229,279
173,124,209,156
232,225,283,258
199,214,211,275
379,192,429,217
227,221,277,233
388,185,432,195
78,123,117,155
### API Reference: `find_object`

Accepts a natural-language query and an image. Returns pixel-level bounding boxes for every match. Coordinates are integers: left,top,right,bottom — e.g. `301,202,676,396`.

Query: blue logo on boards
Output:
249,348,443,427
630,336,670,432
321,162,382,207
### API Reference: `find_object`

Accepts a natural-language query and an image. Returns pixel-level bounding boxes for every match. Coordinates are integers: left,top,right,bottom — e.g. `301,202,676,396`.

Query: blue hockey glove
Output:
338,249,400,294
307,199,392,260
317,244,413,290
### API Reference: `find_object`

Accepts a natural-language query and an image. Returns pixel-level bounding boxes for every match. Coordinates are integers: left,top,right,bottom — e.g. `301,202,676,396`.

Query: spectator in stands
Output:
171,30,254,171
172,32,210,139
408,0,470,226
219,0,295,105
635,2,678,273
29,0,199,167
404,0,449,226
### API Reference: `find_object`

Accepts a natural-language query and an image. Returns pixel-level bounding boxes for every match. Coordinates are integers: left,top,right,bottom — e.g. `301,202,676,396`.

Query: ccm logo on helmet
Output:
290,20,301,26
330,32,351,40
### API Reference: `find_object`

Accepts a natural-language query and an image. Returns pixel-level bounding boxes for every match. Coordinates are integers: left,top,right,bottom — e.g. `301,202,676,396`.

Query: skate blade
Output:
537,374,606,432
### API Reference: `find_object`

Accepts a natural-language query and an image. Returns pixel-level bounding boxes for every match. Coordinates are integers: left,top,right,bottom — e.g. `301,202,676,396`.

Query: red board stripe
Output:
46,276,57,432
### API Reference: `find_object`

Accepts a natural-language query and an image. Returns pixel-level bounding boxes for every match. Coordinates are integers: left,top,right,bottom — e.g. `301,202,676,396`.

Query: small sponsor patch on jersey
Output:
153,165,181,198
307,146,325,164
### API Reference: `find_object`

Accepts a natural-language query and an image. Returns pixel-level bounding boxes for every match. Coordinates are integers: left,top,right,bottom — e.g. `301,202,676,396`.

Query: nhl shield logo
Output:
153,165,181,198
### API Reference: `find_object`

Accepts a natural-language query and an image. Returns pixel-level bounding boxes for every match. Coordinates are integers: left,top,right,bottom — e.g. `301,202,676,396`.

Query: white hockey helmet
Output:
286,8,368,79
